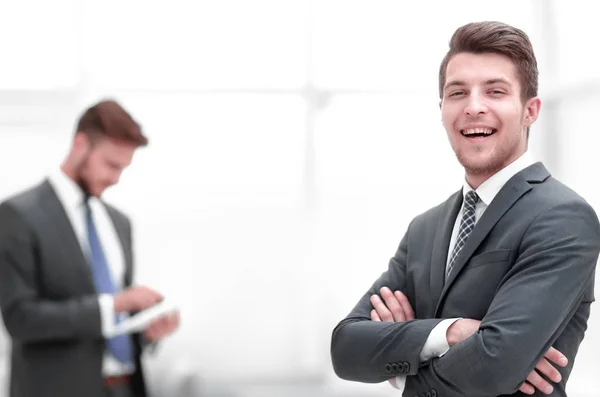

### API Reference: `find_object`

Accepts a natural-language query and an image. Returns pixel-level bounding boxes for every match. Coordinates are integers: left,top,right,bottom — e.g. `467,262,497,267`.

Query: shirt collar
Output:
462,150,535,206
48,168,87,210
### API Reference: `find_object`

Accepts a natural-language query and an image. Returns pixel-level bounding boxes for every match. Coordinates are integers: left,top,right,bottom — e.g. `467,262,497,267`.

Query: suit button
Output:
385,363,392,373
391,363,398,373
402,362,410,372
431,389,437,397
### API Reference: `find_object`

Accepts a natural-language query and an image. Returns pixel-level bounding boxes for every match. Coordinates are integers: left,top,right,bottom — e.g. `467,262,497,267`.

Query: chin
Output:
457,153,500,175
89,188,103,198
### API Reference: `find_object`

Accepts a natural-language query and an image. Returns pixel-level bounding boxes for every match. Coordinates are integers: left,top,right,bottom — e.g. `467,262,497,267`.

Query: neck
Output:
465,173,488,190
60,160,77,183
465,148,527,190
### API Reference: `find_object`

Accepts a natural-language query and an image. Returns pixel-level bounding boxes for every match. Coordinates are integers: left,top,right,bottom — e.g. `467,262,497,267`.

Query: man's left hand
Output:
143,311,181,342
370,287,414,322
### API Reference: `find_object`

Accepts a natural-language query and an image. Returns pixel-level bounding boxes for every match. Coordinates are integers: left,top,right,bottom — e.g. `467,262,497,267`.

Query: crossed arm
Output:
371,287,566,395
331,202,600,396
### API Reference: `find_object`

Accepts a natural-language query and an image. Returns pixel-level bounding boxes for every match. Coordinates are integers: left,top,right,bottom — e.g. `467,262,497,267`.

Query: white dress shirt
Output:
391,151,535,391
48,169,135,376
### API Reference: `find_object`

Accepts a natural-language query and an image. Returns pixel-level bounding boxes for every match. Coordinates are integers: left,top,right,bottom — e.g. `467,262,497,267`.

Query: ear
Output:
72,132,91,157
523,97,541,128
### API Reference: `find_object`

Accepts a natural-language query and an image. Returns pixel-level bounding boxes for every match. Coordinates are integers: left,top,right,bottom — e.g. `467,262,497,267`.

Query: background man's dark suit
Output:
0,179,148,397
331,163,600,396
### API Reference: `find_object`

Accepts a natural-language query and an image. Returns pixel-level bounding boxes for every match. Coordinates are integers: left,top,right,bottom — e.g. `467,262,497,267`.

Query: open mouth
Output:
461,128,497,138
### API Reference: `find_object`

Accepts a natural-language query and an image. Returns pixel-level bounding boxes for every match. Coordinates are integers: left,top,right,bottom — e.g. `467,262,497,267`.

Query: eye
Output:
490,90,505,95
449,91,465,97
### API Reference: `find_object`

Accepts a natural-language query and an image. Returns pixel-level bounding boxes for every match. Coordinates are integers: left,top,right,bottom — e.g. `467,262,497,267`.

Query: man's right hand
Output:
113,286,163,313
446,319,568,395
373,288,568,396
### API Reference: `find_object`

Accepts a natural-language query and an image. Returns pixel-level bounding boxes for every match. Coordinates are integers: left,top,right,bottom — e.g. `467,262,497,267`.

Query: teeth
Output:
463,128,494,136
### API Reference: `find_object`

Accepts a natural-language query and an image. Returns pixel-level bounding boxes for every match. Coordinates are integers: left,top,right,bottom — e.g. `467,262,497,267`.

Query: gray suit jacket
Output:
0,180,148,397
331,163,600,396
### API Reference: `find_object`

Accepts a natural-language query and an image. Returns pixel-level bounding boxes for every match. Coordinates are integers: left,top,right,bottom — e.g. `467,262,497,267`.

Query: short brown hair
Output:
438,21,538,102
76,99,148,147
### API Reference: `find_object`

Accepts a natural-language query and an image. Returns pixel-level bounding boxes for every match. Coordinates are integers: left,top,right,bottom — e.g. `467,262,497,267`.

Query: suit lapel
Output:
104,205,133,287
429,190,462,316
38,180,96,292
434,162,549,315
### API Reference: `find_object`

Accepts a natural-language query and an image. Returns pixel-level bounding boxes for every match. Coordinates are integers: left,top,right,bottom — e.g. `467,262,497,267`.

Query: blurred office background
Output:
0,0,598,396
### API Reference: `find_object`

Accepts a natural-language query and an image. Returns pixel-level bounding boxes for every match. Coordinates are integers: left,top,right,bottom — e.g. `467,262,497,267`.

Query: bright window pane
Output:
314,94,463,316
83,0,308,90
86,92,311,379
554,1,600,85
552,93,600,395
0,0,80,89
312,0,537,92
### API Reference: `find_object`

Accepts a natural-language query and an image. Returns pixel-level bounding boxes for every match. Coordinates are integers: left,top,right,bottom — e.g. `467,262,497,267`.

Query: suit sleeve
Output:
0,202,103,343
403,200,600,396
330,224,444,383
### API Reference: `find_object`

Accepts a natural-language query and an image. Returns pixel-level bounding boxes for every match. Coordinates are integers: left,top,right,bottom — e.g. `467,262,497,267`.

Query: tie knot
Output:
83,195,93,215
464,190,479,208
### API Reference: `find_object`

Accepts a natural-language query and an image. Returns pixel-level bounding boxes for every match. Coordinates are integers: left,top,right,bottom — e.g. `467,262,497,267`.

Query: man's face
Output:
75,137,136,197
440,52,540,182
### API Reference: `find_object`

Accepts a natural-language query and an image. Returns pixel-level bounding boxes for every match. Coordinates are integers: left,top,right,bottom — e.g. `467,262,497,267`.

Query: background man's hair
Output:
76,99,149,147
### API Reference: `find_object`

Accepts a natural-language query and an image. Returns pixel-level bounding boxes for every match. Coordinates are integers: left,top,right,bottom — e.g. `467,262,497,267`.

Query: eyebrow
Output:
444,78,512,91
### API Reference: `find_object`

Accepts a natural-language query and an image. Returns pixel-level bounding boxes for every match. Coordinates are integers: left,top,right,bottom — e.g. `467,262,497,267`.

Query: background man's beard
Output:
73,163,93,197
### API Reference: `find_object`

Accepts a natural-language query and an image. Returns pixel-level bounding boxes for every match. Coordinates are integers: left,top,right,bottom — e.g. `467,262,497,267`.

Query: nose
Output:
464,93,488,116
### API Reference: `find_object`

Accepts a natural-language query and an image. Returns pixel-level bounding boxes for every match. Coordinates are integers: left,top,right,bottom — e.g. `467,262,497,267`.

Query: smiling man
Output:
330,21,600,396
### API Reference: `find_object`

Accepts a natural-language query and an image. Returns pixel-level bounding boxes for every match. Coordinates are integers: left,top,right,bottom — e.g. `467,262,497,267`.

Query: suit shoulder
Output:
408,191,460,231
414,191,459,221
535,177,596,210
0,180,46,214
527,177,600,235
0,181,48,236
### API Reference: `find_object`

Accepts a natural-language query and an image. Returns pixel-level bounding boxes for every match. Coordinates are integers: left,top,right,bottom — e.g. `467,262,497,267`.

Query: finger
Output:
525,369,553,395
395,291,415,320
171,312,181,329
167,315,179,332
536,357,562,383
380,287,406,322
147,322,165,340
370,294,394,322
544,347,568,367
370,309,381,321
519,381,535,395
166,318,177,332
147,330,160,342
144,326,158,341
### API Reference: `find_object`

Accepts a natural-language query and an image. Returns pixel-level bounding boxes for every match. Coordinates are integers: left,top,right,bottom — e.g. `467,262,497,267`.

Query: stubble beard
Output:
456,143,509,179
73,157,93,198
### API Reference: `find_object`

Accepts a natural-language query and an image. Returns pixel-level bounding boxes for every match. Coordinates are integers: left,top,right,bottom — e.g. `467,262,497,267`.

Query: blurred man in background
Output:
0,100,180,397
331,21,600,396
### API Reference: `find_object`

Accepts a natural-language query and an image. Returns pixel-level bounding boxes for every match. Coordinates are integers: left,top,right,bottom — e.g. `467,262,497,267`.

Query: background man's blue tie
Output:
85,199,133,364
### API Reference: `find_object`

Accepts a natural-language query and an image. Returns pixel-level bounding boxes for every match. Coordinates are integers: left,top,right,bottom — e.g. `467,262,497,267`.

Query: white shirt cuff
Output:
98,294,116,338
389,375,406,391
419,317,461,361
